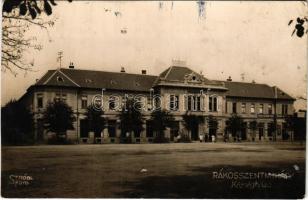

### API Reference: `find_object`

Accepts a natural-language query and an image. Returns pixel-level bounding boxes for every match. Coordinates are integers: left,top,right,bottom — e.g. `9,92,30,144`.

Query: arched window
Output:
209,96,217,112
109,96,116,110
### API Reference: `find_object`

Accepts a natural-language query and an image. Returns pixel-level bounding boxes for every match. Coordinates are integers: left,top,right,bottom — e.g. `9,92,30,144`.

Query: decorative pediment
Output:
184,72,204,83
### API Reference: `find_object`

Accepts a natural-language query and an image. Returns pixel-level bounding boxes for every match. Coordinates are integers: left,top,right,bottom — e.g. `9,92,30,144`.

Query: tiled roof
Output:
34,67,294,100
36,68,158,92
216,81,294,100
159,66,212,84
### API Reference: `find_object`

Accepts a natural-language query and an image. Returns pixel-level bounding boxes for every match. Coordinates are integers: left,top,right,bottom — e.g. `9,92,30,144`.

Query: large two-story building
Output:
19,64,295,143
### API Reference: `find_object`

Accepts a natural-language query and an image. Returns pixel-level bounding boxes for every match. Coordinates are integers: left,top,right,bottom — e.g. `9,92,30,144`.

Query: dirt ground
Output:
1,142,306,198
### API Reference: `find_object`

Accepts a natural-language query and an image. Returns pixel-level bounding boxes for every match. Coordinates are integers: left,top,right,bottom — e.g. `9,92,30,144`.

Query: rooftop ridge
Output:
214,80,269,85
59,67,158,77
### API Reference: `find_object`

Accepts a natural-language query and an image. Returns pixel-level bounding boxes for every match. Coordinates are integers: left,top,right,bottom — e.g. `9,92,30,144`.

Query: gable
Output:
36,68,158,92
40,70,80,87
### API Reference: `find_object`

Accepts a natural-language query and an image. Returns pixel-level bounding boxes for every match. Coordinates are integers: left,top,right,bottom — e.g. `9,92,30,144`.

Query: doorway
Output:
191,123,199,141
258,123,264,141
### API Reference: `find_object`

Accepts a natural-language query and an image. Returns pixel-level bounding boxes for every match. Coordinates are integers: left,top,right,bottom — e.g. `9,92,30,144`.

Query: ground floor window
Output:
134,130,141,138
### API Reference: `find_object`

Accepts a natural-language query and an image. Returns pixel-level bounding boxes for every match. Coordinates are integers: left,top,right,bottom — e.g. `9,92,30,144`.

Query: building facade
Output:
19,65,295,143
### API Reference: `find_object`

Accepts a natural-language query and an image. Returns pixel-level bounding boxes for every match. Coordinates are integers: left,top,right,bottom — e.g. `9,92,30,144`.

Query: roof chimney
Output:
141,70,146,75
227,76,232,81
172,59,186,67
120,67,125,73
69,62,74,69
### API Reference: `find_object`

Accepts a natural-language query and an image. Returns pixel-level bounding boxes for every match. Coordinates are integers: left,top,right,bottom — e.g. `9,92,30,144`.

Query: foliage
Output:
119,98,144,142
284,114,306,142
249,120,258,131
225,114,245,140
1,99,34,145
2,10,55,74
293,114,306,142
43,100,75,142
2,0,72,18
182,111,204,132
289,17,308,38
285,115,296,132
84,106,105,137
150,109,175,143
2,0,71,74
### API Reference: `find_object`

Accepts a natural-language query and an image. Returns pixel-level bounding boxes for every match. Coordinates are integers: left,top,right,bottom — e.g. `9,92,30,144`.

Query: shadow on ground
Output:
115,163,305,199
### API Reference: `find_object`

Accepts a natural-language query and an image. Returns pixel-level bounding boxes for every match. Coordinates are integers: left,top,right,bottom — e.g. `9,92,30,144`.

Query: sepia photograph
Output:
1,0,307,198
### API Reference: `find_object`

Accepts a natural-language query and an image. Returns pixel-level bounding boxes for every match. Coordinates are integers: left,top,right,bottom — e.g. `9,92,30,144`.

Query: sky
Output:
1,1,307,109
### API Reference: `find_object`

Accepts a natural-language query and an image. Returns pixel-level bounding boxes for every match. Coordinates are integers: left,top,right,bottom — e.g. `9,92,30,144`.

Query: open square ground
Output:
1,142,306,198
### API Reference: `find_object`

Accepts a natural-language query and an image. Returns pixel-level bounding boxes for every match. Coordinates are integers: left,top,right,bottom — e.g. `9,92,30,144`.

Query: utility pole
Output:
57,51,63,69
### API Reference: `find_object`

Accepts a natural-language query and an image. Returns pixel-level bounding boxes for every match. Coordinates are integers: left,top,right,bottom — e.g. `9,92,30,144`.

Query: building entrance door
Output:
170,121,180,141
80,119,89,143
241,122,247,140
258,127,264,140
191,123,199,141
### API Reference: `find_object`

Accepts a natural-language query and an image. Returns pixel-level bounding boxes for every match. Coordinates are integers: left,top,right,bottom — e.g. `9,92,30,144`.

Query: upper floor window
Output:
232,102,237,113
250,103,255,114
196,96,201,111
209,96,217,112
55,93,67,102
282,104,288,115
81,95,87,109
187,95,201,111
109,96,116,110
241,103,246,113
268,104,273,114
259,104,264,114
37,93,43,108
133,96,144,111
170,95,179,111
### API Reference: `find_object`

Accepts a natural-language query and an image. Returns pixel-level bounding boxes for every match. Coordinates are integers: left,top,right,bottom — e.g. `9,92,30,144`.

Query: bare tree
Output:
2,0,71,75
